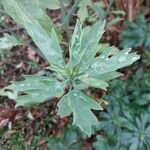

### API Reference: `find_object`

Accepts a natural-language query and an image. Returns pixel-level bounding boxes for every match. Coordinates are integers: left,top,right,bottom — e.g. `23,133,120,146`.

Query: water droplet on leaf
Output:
26,83,30,87
118,57,127,63
100,55,105,59
20,84,25,87
75,35,79,39
76,43,80,47
73,93,78,96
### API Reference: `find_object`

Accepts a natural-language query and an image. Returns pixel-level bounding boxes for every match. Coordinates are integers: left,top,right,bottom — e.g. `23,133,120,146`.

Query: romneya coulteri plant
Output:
2,0,140,136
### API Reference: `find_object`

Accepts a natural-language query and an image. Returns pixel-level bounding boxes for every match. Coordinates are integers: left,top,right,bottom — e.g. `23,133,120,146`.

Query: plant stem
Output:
61,0,81,40
59,0,68,22
62,0,81,27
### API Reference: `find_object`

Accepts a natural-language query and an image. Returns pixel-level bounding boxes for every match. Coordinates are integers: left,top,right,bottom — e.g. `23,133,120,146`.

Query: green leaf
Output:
6,75,64,106
96,71,123,81
93,135,117,150
98,44,119,57
119,113,150,149
47,126,83,150
79,20,106,67
79,0,92,7
48,136,64,150
57,93,72,118
39,0,70,10
97,43,111,53
98,106,128,136
2,0,64,69
58,89,103,137
64,127,78,146
136,94,150,105
121,14,150,50
2,0,59,35
77,6,88,22
0,33,22,49
69,19,82,65
0,89,18,100
100,70,150,148
0,33,22,60
77,0,92,22
88,48,140,76
78,75,109,90
69,19,105,71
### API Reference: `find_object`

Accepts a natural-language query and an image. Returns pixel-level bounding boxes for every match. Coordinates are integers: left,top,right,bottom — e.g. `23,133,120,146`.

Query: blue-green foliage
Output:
121,14,150,65
93,68,150,150
47,126,83,150
121,14,150,51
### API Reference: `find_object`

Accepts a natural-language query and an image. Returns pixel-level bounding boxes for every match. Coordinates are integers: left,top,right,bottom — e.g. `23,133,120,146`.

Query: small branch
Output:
59,0,68,21
61,0,81,40
62,0,81,28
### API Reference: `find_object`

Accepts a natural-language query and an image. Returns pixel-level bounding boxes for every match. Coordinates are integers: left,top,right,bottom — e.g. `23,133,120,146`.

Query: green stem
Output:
61,0,81,40
59,0,68,23
62,0,81,27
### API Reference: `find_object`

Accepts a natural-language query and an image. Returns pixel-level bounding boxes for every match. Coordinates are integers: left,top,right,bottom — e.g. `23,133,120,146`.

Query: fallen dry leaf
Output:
0,118,9,128
3,130,16,139
38,138,46,146
27,47,36,61
25,136,33,145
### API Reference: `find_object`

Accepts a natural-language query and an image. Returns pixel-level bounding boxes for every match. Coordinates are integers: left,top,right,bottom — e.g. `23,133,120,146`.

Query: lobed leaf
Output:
78,20,105,68
2,0,64,69
69,20,83,65
95,71,123,81
88,48,140,76
78,75,109,90
69,19,105,72
58,89,103,137
6,75,64,106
